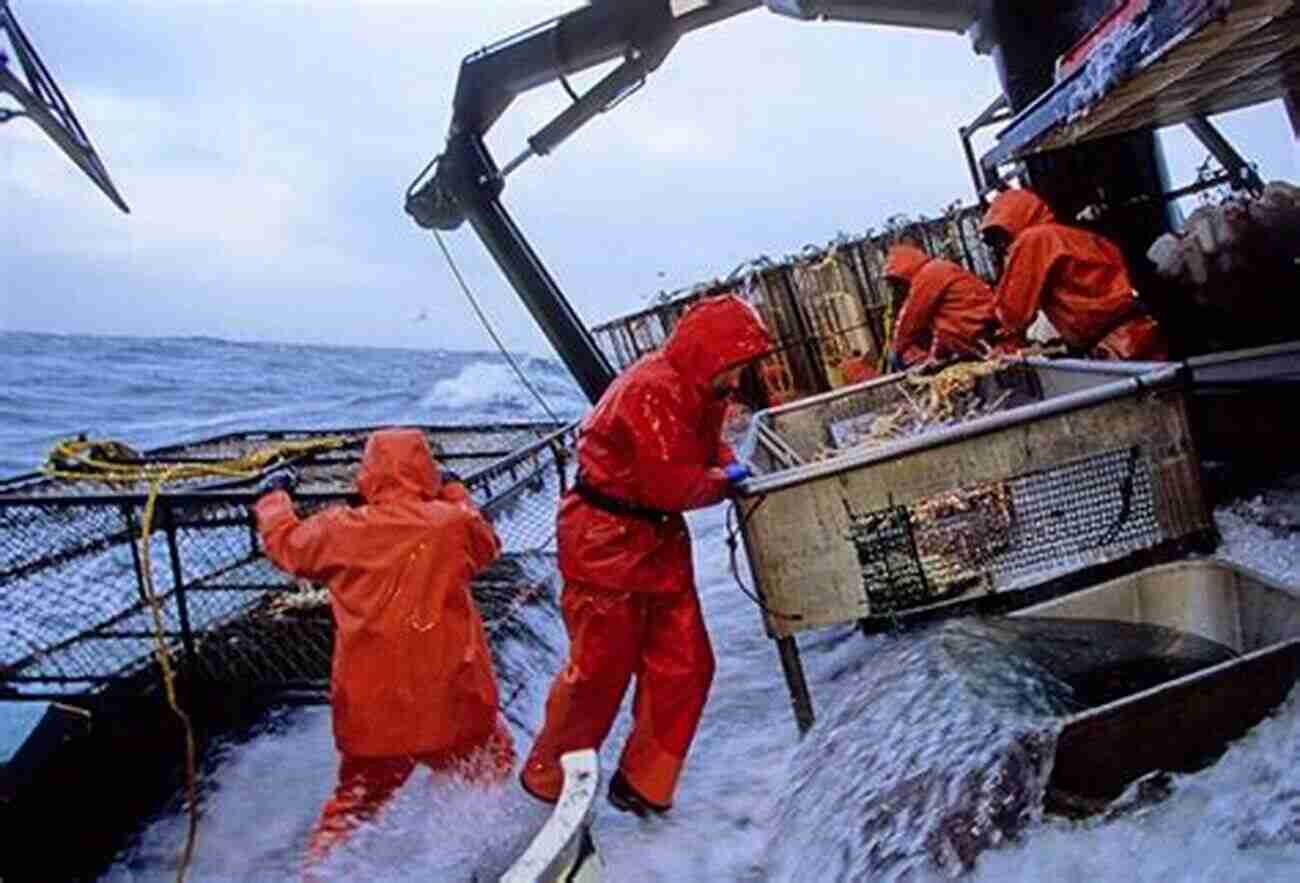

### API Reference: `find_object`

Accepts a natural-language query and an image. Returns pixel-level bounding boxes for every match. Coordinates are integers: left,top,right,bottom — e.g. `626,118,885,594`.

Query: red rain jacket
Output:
839,355,878,386
981,190,1167,360
884,244,998,366
256,429,503,758
558,294,773,593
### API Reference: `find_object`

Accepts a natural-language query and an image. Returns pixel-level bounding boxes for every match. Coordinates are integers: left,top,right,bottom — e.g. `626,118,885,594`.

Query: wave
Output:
420,360,585,419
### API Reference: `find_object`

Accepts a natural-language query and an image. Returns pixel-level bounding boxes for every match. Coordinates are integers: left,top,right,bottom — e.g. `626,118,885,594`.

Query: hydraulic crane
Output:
405,1,984,403
408,1,1294,402
0,0,128,213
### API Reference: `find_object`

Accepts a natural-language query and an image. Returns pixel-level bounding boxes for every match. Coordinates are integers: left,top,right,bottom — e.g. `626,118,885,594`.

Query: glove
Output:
256,466,298,496
887,352,906,374
440,468,464,486
723,462,752,485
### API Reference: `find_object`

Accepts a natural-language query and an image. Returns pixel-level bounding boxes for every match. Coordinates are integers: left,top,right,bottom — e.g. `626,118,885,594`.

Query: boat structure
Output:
3,0,1300,880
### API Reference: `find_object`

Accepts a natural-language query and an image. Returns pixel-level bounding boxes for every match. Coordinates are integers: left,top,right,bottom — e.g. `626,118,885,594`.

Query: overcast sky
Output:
3,1,1296,355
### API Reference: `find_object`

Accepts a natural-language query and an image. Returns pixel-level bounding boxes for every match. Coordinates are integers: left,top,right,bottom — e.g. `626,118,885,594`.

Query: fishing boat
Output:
6,0,1300,878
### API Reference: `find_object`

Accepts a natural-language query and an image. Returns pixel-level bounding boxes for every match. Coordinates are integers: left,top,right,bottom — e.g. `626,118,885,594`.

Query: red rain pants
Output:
521,582,715,810
306,720,514,866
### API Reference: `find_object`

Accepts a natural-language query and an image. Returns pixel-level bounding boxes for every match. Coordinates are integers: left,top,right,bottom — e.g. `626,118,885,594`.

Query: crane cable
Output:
431,230,562,423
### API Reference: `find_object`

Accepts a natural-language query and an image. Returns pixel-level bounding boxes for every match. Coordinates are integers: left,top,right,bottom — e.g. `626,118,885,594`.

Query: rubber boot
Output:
607,771,669,818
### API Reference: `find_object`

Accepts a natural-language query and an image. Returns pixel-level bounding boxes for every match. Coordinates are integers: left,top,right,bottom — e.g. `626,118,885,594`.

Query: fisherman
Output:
883,243,999,371
979,188,1169,360
839,348,879,385
520,294,773,817
253,429,512,866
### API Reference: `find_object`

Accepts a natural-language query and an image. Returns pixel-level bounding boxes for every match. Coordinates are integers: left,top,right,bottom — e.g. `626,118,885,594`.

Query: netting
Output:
0,423,574,701
590,204,997,403
847,447,1157,614
737,360,1213,630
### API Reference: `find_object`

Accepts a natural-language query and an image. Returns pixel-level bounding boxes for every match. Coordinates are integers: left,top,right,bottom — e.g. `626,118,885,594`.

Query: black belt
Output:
572,476,672,524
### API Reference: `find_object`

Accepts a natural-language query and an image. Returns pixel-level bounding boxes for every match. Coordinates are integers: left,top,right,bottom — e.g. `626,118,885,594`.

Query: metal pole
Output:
777,265,832,394
1286,87,1300,141
1186,115,1266,194
440,134,615,405
776,636,814,734
960,124,984,204
120,503,148,605
841,245,885,358
161,501,198,665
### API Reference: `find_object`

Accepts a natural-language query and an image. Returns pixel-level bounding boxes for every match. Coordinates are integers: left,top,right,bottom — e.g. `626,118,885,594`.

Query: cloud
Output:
4,1,1295,356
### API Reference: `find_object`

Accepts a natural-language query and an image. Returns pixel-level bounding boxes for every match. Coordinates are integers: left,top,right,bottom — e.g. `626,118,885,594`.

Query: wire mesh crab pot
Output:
0,422,574,705
589,204,997,402
735,359,1216,639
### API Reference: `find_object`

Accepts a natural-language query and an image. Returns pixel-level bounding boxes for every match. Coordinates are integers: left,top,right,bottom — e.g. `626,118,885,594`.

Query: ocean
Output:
2,330,1299,881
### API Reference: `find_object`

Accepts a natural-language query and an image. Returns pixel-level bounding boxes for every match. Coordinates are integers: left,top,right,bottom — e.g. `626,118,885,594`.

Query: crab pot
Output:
0,423,572,703
0,423,574,880
737,359,1216,635
734,359,1215,728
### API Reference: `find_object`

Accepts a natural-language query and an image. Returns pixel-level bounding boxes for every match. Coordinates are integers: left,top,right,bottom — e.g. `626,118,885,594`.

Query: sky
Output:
2,1,1297,356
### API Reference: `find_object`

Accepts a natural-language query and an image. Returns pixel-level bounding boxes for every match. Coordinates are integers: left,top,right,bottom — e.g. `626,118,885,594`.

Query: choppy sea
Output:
2,330,1299,882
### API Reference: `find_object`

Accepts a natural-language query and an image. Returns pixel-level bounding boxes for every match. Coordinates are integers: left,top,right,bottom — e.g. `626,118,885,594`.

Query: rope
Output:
42,435,346,883
430,229,562,423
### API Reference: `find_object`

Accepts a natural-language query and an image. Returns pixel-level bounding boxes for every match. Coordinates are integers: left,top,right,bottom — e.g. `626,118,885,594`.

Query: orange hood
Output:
883,244,931,282
663,294,774,389
356,428,442,504
980,189,1056,241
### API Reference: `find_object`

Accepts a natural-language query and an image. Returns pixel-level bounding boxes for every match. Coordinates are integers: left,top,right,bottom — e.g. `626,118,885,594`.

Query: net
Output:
736,360,1214,633
0,423,574,701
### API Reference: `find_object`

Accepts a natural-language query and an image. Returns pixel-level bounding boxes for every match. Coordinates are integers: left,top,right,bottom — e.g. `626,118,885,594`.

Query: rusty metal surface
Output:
1017,559,1300,805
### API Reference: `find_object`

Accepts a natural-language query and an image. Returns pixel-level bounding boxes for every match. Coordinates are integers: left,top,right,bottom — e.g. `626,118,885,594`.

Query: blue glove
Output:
256,466,298,496
440,468,464,486
723,462,752,484
887,352,906,374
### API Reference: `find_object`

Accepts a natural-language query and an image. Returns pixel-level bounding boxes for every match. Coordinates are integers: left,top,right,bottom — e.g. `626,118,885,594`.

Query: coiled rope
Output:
41,435,346,883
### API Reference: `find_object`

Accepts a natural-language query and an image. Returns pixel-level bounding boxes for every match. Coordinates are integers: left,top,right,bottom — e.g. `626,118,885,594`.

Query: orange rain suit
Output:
839,355,879,385
980,189,1168,360
521,294,773,812
884,244,999,367
255,429,512,863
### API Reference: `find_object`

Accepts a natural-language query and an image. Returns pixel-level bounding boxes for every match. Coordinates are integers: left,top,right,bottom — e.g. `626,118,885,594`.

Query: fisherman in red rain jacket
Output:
980,189,1168,361
883,243,999,370
520,294,773,817
255,429,512,866
839,348,879,385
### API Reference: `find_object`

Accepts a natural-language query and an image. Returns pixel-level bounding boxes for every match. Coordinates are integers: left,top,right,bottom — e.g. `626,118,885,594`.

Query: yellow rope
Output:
42,435,345,883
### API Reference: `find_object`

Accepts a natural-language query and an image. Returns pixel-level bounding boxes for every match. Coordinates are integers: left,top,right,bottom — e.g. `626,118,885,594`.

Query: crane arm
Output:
405,1,980,403
407,2,761,403
1,0,129,213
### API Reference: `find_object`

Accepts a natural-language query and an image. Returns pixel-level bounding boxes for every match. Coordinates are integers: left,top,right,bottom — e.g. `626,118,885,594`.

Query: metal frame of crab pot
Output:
0,421,576,882
731,359,1218,733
